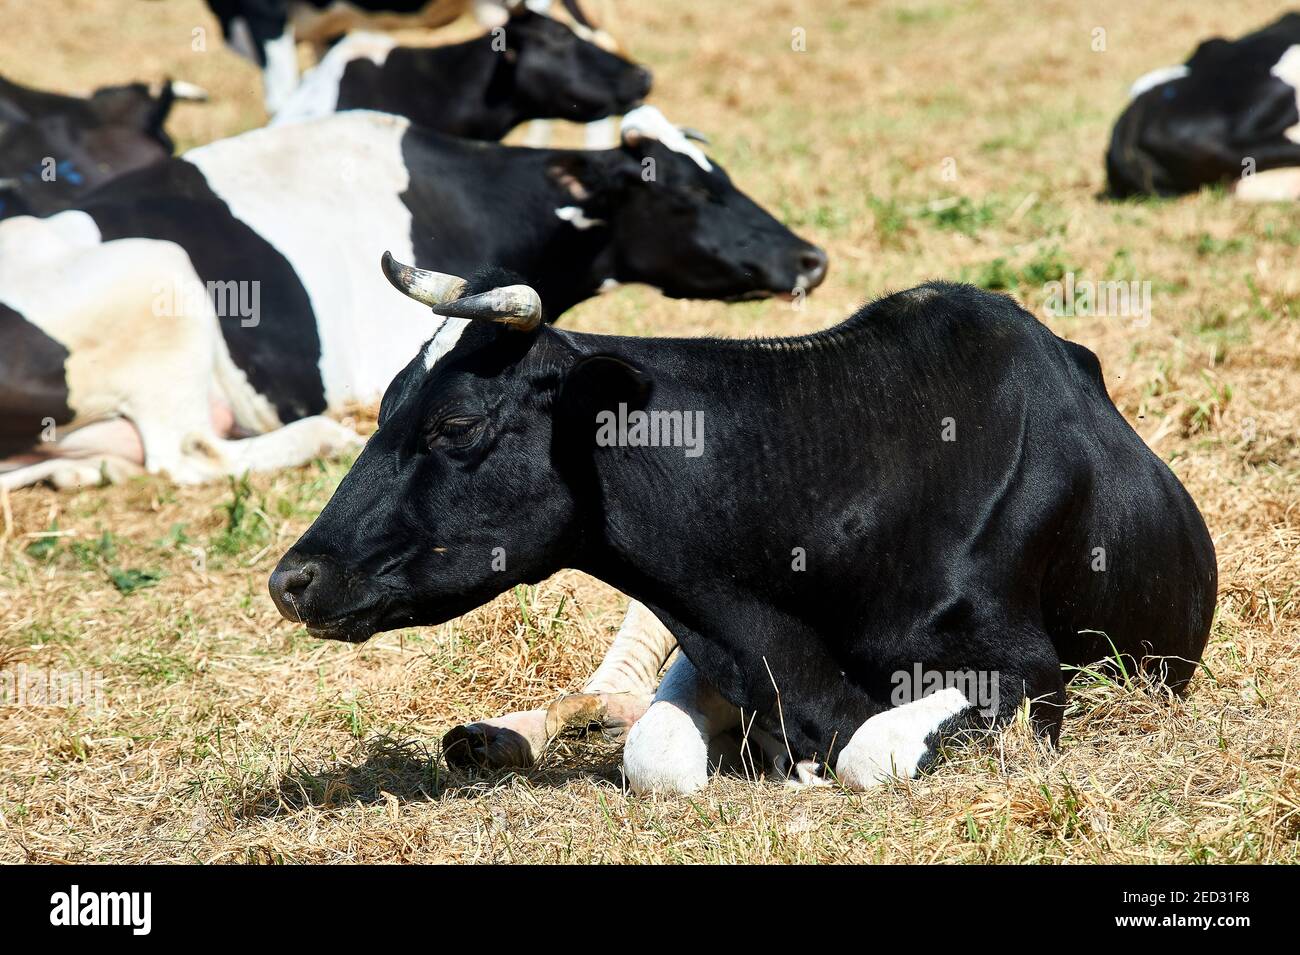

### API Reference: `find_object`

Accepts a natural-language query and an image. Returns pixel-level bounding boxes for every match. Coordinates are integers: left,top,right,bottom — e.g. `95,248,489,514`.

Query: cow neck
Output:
564,316,905,638
389,39,523,140
500,152,620,317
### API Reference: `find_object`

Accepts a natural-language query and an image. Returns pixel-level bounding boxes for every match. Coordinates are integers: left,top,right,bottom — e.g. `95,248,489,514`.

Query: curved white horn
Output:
431,285,543,331
380,251,466,307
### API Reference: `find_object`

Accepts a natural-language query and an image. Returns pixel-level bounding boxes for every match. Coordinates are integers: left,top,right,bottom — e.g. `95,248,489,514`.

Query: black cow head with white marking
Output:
546,107,829,301
269,256,648,641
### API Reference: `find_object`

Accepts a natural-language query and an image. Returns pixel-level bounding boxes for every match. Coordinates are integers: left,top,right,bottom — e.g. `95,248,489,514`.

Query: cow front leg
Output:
834,634,1066,790
441,600,677,771
180,416,365,480
442,690,655,771
623,654,741,795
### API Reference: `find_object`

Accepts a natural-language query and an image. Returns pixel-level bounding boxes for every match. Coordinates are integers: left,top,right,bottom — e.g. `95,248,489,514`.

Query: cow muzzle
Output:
268,551,378,642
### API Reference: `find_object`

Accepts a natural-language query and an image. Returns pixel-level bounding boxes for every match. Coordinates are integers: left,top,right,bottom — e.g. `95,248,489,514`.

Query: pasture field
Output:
0,0,1297,864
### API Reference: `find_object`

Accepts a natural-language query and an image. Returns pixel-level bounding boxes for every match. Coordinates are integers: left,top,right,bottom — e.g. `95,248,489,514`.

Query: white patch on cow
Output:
623,654,740,795
833,687,971,790
272,32,396,127
554,205,606,230
0,227,339,483
1271,45,1300,144
262,27,302,115
0,210,101,271
620,105,712,172
184,112,444,408
421,316,469,372
1128,64,1189,99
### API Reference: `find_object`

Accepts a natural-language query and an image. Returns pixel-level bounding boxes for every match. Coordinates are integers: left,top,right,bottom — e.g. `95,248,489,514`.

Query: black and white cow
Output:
0,75,204,218
1107,12,1300,199
0,107,826,489
271,9,651,138
268,264,1217,793
206,0,612,115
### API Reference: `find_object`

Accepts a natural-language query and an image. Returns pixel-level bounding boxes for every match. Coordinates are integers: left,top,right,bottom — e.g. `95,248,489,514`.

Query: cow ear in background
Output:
546,152,640,205
555,354,654,444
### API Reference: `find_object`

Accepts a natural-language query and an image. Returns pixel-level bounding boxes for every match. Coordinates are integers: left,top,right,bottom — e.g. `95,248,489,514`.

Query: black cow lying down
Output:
1108,12,1300,199
270,7,651,138
269,260,1218,793
0,75,204,218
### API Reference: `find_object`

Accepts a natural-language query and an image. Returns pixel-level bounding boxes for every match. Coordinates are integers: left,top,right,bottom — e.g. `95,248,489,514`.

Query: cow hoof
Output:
543,693,607,739
623,700,709,795
441,722,536,771
834,687,971,790
785,760,830,789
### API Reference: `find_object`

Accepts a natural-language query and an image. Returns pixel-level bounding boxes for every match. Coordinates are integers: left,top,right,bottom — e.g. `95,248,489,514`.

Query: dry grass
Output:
1,0,1298,863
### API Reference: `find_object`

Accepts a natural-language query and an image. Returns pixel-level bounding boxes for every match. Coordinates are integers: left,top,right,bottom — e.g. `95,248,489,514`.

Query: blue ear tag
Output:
58,160,84,186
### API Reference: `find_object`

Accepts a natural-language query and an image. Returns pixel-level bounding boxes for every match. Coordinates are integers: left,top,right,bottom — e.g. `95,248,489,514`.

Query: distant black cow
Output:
0,75,202,218
270,268,1217,794
1107,13,1300,199
271,9,651,138
0,107,826,489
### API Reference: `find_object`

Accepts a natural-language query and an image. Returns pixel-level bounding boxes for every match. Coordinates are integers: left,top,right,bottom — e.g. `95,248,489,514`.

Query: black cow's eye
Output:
425,416,484,451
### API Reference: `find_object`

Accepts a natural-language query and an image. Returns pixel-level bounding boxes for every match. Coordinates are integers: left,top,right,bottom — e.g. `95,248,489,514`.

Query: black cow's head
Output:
493,8,651,124
0,78,191,218
270,257,607,641
547,107,828,301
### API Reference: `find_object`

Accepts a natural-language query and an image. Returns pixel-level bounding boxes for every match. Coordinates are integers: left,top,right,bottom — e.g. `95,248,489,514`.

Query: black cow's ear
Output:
547,152,639,204
555,354,653,438
546,155,601,202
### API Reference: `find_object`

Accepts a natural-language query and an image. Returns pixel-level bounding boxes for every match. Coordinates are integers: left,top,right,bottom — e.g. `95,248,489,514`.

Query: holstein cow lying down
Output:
0,75,205,219
271,8,651,137
206,0,614,115
269,261,1218,794
0,108,826,490
1108,12,1300,200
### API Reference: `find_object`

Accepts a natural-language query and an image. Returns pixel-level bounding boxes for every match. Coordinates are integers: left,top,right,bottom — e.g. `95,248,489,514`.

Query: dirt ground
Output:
0,0,1296,863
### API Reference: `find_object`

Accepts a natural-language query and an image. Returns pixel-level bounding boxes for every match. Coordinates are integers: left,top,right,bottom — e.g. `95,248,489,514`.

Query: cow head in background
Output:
0,78,193,218
547,106,829,301
490,7,651,125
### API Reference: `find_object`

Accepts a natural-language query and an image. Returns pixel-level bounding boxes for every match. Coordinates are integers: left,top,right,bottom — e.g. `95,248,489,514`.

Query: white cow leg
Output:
1234,168,1300,201
833,688,972,790
442,599,677,770
182,416,365,480
0,454,143,492
623,654,740,795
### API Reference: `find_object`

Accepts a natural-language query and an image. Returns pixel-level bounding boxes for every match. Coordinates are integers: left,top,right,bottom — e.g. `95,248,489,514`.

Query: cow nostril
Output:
269,557,323,620
800,249,828,273
798,248,829,287
283,562,317,596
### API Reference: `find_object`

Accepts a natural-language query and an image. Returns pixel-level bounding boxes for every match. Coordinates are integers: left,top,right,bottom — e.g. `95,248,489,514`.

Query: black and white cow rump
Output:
271,8,651,137
269,266,1217,793
1107,13,1300,199
0,74,202,218
0,107,825,490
